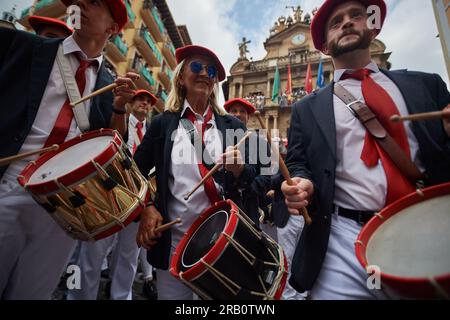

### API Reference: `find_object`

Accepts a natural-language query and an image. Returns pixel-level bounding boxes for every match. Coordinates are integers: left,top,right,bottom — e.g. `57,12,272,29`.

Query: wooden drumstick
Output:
154,218,182,233
391,109,450,123
184,131,253,201
0,144,59,167
70,76,139,107
254,111,312,225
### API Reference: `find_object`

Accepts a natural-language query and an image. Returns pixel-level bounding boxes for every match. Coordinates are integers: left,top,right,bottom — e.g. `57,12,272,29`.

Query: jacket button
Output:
324,169,331,177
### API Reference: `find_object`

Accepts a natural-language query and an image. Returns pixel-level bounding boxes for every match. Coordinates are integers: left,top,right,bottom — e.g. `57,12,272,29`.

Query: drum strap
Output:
334,83,424,185
55,44,91,132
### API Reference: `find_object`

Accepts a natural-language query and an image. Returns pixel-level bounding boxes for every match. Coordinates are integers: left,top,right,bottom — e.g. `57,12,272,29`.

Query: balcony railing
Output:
151,6,166,36
140,66,156,87
125,0,136,23
143,31,163,64
113,36,128,56
21,0,55,19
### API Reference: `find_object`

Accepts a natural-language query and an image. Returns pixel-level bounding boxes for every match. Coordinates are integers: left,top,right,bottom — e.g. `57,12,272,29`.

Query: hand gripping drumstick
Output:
390,108,450,123
70,76,139,107
0,144,59,167
183,131,253,201
154,217,182,233
254,111,312,225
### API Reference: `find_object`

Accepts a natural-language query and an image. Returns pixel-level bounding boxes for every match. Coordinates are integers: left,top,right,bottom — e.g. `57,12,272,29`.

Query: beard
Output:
327,28,372,57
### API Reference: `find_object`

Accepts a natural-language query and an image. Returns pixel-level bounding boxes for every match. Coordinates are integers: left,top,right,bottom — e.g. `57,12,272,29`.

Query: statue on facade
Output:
286,5,303,23
303,13,311,24
238,37,251,60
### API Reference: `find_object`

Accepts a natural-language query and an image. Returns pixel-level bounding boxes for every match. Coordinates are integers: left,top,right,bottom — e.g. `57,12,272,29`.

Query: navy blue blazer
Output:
286,69,450,292
134,111,256,269
0,28,114,179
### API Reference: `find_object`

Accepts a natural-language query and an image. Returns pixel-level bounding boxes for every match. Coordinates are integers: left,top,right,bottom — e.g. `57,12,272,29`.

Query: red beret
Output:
29,15,73,36
224,98,256,115
175,45,226,82
133,89,157,105
61,0,128,31
311,0,387,52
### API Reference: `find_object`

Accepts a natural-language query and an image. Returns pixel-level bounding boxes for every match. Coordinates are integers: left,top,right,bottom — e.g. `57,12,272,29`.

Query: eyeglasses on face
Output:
188,60,218,79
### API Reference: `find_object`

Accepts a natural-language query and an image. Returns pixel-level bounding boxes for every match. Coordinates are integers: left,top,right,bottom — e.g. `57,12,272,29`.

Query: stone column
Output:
265,114,270,131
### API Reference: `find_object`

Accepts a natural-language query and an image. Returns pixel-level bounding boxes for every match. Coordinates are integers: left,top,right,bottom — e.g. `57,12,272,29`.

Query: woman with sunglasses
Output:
133,45,256,300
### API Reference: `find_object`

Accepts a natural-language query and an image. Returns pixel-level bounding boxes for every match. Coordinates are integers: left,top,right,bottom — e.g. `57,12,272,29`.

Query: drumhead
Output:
29,135,113,184
366,194,450,278
181,210,229,269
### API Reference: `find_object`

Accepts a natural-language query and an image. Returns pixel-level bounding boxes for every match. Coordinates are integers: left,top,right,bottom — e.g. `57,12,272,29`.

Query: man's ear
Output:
107,22,119,37
322,42,330,56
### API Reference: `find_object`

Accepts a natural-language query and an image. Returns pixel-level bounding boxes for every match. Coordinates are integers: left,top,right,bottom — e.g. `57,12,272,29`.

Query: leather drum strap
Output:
334,83,424,184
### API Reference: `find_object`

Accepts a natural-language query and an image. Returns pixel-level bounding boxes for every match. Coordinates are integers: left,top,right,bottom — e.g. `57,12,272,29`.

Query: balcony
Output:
124,0,135,29
158,66,173,90
19,0,66,28
161,40,177,69
140,1,164,42
105,36,128,63
134,30,162,67
140,66,156,87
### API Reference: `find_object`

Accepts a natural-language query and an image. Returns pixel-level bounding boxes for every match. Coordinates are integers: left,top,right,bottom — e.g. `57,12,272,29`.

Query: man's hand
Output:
220,146,244,178
136,205,163,250
443,104,450,138
112,72,140,110
281,177,314,216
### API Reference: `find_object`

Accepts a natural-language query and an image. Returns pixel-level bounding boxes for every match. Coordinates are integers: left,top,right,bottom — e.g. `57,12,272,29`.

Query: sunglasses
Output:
189,60,218,79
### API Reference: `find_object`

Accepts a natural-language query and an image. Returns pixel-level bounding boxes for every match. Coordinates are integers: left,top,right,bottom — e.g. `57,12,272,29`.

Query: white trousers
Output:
67,221,140,300
310,214,389,300
139,248,153,280
0,178,76,299
277,215,307,300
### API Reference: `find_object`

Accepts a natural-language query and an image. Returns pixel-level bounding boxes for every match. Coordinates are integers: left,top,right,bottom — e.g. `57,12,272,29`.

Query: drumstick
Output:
0,144,59,167
391,109,450,123
254,111,312,225
70,76,139,107
154,218,182,233
183,131,253,201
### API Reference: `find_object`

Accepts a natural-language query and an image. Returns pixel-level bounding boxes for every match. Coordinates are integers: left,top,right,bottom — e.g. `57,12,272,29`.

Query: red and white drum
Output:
18,129,151,241
356,182,450,299
170,199,287,300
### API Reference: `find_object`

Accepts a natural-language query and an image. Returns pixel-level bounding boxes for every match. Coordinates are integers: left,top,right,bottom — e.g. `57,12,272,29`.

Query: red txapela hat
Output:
133,89,157,105
311,0,387,52
224,98,256,115
61,0,128,31
29,15,73,36
175,45,226,82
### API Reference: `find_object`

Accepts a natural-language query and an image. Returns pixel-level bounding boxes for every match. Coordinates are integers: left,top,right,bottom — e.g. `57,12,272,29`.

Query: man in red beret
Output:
67,89,158,300
281,0,450,299
0,0,139,299
29,15,73,38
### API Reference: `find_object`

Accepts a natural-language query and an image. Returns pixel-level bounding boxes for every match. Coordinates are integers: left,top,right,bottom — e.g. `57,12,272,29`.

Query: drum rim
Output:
18,129,122,195
355,182,450,293
170,199,239,281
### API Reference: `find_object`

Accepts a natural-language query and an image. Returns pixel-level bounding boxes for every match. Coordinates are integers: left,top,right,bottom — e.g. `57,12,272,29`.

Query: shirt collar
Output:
129,113,146,128
62,35,103,72
334,61,379,82
181,100,215,123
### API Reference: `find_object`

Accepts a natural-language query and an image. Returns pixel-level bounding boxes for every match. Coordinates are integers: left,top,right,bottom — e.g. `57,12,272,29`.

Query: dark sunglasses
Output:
189,60,218,79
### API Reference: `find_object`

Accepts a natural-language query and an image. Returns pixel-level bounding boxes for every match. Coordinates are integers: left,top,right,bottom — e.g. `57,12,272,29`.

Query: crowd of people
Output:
0,0,449,301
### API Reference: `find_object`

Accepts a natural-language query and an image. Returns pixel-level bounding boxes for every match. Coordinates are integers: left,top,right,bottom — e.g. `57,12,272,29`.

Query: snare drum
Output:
356,182,450,299
170,199,287,300
17,129,151,241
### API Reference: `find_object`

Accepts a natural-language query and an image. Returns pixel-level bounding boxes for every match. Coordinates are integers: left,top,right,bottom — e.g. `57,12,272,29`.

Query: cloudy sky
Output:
2,0,448,92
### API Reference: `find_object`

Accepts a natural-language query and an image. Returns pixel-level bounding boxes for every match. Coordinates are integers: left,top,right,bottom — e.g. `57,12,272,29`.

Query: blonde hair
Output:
166,60,226,115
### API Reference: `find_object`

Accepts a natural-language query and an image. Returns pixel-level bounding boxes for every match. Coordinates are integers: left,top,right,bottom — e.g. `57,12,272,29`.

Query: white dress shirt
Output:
4,35,103,183
167,100,223,246
333,61,423,211
126,113,147,152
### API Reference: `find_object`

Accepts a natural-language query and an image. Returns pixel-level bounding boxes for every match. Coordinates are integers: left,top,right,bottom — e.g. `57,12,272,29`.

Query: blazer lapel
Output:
310,84,337,159
28,37,62,127
214,112,232,152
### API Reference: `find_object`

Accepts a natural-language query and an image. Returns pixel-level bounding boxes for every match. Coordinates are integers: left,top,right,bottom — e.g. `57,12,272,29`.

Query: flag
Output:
316,59,325,89
286,63,292,103
305,63,313,94
271,64,280,102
